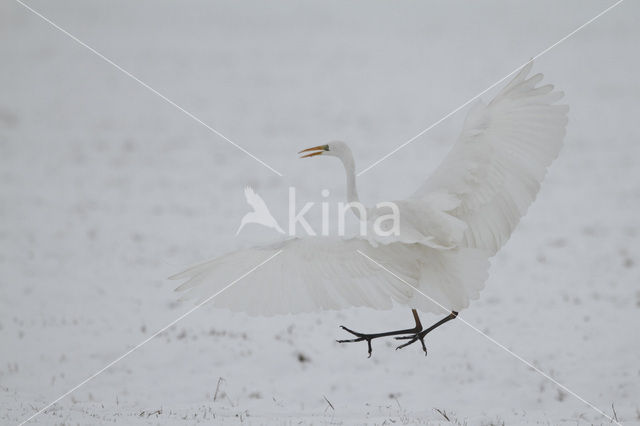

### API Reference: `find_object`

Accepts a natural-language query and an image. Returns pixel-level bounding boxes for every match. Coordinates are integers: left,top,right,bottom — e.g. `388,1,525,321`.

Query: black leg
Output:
395,311,458,355
337,309,423,357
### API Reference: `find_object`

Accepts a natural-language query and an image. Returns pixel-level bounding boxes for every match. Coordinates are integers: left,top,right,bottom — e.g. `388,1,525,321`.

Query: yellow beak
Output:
298,145,328,158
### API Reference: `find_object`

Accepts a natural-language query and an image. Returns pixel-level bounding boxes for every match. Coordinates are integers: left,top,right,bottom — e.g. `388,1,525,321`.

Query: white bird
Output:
171,62,568,356
236,186,285,235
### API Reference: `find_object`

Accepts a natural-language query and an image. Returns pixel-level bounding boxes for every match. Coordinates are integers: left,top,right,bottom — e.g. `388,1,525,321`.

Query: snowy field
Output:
1,0,639,424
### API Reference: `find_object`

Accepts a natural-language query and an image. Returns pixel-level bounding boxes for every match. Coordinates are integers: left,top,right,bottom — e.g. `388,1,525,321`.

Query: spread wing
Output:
412,62,569,254
170,237,489,316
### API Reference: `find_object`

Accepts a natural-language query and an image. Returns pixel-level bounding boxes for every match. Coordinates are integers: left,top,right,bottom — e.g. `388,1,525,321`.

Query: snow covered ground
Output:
1,0,639,424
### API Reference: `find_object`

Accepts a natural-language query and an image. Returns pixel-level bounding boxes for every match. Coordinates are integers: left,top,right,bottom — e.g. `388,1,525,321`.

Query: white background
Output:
1,1,639,424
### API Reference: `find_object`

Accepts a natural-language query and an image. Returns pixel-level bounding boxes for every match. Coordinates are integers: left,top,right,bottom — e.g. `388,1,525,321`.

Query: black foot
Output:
394,311,458,356
336,310,461,358
395,332,428,355
336,326,375,358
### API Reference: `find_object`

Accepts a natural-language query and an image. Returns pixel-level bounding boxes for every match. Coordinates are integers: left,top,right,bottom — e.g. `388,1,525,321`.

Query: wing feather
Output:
171,237,489,316
412,62,569,254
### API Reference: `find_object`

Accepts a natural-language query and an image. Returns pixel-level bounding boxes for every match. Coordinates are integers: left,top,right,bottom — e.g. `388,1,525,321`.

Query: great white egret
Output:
171,62,568,357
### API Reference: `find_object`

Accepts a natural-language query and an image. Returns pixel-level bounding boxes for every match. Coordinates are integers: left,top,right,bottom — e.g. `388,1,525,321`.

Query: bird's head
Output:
298,141,351,160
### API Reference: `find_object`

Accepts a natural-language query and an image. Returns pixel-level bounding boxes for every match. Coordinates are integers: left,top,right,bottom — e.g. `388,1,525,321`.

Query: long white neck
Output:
339,150,361,218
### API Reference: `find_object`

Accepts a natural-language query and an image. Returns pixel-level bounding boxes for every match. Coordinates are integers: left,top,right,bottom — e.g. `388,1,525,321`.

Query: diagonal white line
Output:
356,249,620,425
18,250,283,426
14,0,283,177
357,0,624,176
